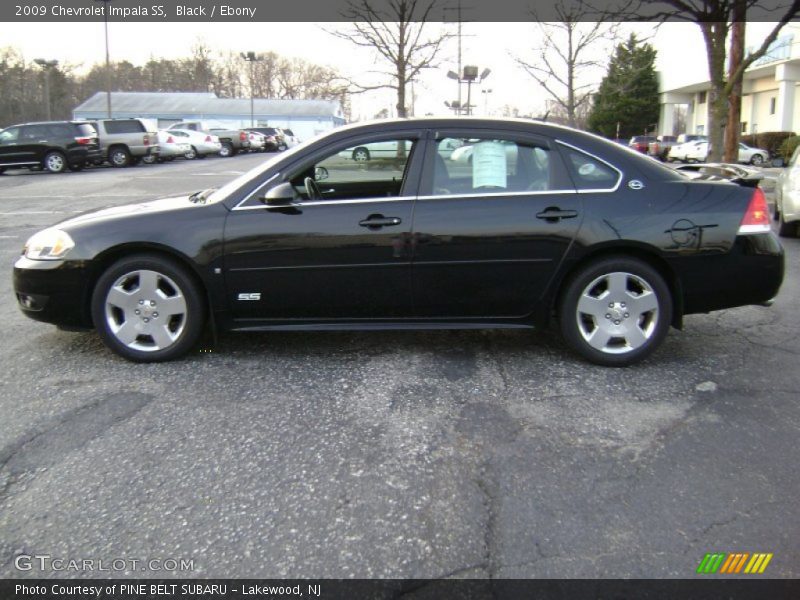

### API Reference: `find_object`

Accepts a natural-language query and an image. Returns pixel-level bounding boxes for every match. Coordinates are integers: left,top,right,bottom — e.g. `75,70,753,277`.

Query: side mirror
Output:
261,182,298,205
771,157,786,168
314,166,329,181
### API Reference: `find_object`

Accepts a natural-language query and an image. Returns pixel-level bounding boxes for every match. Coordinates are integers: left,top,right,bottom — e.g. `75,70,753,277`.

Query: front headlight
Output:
23,229,75,260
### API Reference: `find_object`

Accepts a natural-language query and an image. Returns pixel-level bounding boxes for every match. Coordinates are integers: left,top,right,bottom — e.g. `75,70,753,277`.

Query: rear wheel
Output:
559,257,672,367
185,146,197,160
778,211,798,237
91,254,206,362
142,154,156,164
43,151,67,173
750,154,764,166
219,142,234,158
352,147,370,162
109,147,131,168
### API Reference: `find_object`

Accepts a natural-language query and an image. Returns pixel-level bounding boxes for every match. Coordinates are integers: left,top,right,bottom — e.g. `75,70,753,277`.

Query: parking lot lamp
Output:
94,0,113,117
34,59,58,121
240,51,261,127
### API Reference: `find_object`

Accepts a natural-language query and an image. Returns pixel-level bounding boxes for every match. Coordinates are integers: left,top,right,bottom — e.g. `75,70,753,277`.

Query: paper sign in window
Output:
472,141,507,189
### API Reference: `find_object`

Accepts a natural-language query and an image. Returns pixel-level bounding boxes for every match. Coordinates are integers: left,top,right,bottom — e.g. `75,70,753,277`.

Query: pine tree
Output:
588,34,660,140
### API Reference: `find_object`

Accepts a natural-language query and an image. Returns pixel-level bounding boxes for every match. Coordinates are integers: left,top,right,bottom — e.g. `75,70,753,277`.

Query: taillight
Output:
205,135,212,142
166,136,174,144
738,188,771,235
74,136,93,145
143,135,150,146
240,131,246,141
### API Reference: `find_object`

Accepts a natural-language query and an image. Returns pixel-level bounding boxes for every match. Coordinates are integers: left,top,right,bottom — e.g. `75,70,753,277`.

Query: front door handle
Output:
359,214,402,229
536,207,578,222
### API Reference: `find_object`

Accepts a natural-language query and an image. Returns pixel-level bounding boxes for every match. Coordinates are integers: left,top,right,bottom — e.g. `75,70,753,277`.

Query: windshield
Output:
205,142,309,204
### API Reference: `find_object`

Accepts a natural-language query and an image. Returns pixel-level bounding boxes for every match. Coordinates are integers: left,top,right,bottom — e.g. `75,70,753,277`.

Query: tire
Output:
43,151,67,173
142,155,156,165
278,143,288,152
109,146,131,168
352,147,370,162
0,168,4,175
219,142,234,158
778,211,798,238
91,254,206,362
559,257,673,367
750,154,764,166
185,146,198,160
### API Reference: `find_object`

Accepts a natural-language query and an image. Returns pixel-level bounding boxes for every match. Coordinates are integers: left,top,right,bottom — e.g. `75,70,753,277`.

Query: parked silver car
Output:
775,147,800,237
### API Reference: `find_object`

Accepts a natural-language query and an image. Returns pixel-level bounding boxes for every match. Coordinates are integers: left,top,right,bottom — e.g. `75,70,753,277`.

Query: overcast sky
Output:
0,21,780,120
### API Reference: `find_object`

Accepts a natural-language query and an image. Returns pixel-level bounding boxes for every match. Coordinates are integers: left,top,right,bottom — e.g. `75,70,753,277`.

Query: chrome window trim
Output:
555,139,624,192
232,172,281,210
232,194,416,210
417,189,577,201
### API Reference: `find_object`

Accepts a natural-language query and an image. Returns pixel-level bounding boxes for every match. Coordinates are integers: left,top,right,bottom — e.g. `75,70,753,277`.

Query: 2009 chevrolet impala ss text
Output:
13,118,784,366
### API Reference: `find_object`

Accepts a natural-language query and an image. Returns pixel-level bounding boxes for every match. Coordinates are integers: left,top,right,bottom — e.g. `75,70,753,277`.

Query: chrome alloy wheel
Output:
45,153,65,172
575,271,659,354
104,269,188,352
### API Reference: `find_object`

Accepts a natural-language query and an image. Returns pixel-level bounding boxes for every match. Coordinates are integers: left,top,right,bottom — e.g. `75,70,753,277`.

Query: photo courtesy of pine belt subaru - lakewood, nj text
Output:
13,118,785,367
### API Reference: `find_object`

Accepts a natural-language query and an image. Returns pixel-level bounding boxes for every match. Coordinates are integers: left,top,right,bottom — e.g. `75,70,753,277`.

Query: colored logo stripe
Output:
697,552,773,574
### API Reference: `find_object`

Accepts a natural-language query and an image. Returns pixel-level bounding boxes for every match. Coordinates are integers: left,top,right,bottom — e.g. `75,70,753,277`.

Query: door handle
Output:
536,207,578,222
39,140,48,143
359,215,402,229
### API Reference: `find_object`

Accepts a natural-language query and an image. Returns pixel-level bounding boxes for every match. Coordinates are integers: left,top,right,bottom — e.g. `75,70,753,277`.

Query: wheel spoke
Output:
149,324,177,349
113,320,140,346
623,324,648,349
607,272,628,296
586,327,611,350
137,270,159,296
577,294,606,318
106,286,137,311
628,290,658,316
156,294,186,316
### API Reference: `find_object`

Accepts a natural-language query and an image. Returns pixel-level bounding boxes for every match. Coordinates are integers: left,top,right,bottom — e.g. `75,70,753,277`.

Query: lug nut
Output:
614,320,621,325
624,313,629,318
143,318,150,323
138,299,144,305
605,314,611,319
608,302,614,307
135,309,140,315
621,302,626,308
150,301,156,306
153,312,159,317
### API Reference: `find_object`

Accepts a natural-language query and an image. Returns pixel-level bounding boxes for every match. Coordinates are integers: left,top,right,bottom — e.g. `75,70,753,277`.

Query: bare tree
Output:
605,0,800,162
328,0,451,118
514,0,619,128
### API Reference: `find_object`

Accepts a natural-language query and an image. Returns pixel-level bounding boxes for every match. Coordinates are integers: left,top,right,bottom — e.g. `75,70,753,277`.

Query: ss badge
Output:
237,293,261,301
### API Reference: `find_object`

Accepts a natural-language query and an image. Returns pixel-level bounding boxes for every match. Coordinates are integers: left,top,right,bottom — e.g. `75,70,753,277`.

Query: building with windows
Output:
73,92,346,140
659,30,800,136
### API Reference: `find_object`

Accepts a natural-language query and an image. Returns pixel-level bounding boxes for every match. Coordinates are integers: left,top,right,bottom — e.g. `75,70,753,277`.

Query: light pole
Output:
240,51,262,127
448,66,490,116
34,59,58,121
94,0,113,117
481,88,493,116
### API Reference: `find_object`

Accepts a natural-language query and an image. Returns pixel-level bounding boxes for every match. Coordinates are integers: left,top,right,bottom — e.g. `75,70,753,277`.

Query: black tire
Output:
750,154,764,166
185,146,198,160
352,147,370,162
778,211,798,237
43,151,67,173
0,167,6,175
558,257,673,367
219,142,234,158
142,155,156,165
91,254,206,362
109,146,131,168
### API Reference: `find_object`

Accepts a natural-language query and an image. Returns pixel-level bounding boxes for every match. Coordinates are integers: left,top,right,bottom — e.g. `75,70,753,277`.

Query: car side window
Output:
20,125,49,140
0,127,19,143
433,137,555,195
288,138,417,201
561,147,620,190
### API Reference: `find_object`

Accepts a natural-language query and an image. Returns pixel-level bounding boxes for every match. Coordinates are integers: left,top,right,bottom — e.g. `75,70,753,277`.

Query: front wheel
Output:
91,255,206,362
352,147,370,162
778,211,798,238
559,257,673,367
750,154,765,166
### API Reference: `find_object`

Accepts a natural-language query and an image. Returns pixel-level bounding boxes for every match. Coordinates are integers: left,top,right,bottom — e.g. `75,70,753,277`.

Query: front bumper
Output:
13,257,95,328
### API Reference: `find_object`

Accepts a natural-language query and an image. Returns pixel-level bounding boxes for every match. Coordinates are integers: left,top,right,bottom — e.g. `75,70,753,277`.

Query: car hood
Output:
56,195,216,230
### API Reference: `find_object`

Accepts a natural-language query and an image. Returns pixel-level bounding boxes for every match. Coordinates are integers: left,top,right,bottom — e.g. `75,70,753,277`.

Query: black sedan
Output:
13,118,784,366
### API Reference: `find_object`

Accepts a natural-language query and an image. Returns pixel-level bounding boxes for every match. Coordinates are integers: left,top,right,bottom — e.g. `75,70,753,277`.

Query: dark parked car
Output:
13,118,784,366
0,121,101,174
248,127,287,151
647,135,677,161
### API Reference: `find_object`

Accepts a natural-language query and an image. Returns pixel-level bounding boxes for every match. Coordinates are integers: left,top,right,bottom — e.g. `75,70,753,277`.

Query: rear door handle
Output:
536,207,578,222
359,215,402,229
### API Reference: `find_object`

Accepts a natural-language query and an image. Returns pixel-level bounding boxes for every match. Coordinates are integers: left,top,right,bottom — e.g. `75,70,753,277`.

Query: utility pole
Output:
34,59,58,120
94,0,113,117
240,51,261,127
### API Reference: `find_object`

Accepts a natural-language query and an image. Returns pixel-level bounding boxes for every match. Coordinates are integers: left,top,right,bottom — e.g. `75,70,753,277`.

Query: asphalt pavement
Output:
0,155,798,579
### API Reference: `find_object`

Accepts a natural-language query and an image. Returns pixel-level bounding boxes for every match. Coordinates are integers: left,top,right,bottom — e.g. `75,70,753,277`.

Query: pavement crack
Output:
0,391,154,505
